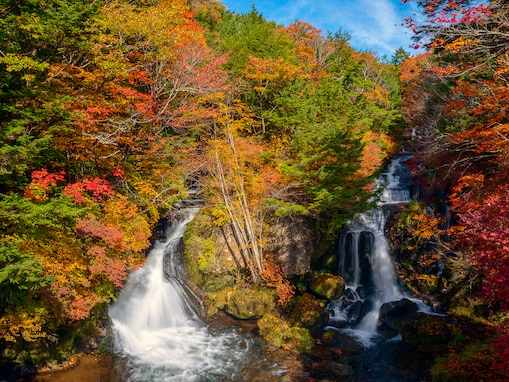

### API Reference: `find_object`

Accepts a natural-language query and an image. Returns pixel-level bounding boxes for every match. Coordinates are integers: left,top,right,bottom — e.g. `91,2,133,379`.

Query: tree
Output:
404,0,509,313
449,177,509,310
215,8,296,74
205,97,267,283
265,76,372,233
0,0,101,192
243,56,302,134
391,47,411,66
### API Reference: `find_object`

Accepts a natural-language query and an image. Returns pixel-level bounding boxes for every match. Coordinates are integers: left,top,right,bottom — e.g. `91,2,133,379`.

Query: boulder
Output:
395,312,455,353
378,298,419,330
309,274,345,301
207,286,275,320
291,293,329,329
327,290,364,327
265,215,325,276
347,300,364,323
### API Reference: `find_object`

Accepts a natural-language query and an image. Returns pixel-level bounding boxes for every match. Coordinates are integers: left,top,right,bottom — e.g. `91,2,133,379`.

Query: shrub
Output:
258,313,314,353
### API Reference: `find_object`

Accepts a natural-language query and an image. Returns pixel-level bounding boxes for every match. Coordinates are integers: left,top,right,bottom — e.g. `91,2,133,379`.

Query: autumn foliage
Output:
0,0,211,364
399,1,509,379
0,0,407,370
401,0,509,309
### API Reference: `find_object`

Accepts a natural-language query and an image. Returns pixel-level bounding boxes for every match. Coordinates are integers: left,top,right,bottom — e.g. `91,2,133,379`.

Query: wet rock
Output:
327,294,364,327
327,361,354,377
348,300,364,322
239,348,304,382
378,298,419,330
319,330,363,352
309,274,345,301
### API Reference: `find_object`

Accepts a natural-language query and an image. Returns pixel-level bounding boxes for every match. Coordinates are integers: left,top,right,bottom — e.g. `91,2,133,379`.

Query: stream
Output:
22,155,435,381
107,207,251,381
327,155,431,348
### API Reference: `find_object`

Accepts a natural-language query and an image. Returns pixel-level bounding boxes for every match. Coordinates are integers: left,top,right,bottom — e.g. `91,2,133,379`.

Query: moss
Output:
258,313,314,353
309,273,345,300
290,293,327,329
183,210,237,293
206,285,276,319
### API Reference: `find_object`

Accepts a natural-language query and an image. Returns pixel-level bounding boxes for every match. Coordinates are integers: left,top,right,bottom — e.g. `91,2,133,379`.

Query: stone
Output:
309,274,345,301
207,286,276,320
291,293,329,328
378,298,419,330
348,300,364,323
265,215,324,276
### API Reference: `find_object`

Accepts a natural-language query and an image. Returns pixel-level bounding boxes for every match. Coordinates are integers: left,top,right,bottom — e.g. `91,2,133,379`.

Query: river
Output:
19,156,434,381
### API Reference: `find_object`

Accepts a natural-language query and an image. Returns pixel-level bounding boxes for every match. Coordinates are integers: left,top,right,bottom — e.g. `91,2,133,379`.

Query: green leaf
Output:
0,54,49,73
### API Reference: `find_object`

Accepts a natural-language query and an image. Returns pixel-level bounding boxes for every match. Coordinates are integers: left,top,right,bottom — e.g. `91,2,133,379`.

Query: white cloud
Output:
345,0,401,53
223,0,416,57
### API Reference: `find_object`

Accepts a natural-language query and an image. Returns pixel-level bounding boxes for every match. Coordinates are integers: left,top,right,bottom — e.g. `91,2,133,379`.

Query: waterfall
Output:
108,208,249,381
327,156,425,347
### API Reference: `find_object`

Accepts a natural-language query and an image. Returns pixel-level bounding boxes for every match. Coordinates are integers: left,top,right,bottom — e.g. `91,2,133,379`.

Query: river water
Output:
21,156,434,381
327,155,432,348
107,207,253,381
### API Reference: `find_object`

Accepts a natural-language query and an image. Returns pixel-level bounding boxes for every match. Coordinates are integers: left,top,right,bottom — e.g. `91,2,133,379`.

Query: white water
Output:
328,156,428,347
109,208,249,381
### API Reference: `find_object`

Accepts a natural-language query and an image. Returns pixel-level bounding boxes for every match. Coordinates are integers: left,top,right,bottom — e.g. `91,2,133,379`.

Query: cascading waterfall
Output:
108,207,249,381
327,155,426,347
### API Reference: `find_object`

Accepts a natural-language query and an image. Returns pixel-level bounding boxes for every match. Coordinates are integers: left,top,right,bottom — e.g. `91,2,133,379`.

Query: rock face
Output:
378,298,419,330
265,215,324,276
185,210,323,295
309,274,345,301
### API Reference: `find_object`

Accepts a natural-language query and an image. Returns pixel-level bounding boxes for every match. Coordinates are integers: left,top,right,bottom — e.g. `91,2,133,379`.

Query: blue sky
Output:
221,0,420,58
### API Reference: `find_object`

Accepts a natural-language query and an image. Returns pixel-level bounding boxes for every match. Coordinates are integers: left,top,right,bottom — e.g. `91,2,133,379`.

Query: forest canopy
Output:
1,0,508,376
0,0,401,360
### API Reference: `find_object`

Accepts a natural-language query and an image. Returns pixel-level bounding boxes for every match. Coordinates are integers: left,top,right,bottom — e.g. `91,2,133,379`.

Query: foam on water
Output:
328,156,435,347
109,208,249,381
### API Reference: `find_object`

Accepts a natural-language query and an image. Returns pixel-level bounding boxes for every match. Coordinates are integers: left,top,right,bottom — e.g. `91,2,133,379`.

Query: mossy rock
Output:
258,313,314,353
183,211,237,293
291,293,328,329
309,273,345,300
396,313,458,354
207,285,276,320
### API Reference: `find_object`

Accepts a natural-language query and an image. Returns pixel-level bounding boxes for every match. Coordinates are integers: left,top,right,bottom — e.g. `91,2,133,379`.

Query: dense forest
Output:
0,0,507,380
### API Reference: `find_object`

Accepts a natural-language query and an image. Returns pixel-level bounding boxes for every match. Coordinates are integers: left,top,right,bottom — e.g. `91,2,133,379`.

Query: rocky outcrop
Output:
206,285,276,319
264,215,325,276
184,210,325,293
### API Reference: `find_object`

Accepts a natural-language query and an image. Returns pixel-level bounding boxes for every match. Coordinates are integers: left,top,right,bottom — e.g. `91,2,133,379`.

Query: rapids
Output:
327,155,430,347
108,208,250,381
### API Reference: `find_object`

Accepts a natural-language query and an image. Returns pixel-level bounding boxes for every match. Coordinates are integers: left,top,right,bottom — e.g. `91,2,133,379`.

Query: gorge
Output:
84,156,436,381
2,1,508,381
